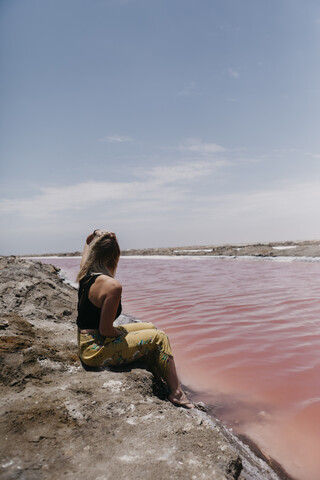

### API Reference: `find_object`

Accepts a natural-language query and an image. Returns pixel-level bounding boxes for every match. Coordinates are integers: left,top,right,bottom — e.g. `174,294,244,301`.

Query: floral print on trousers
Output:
78,322,172,379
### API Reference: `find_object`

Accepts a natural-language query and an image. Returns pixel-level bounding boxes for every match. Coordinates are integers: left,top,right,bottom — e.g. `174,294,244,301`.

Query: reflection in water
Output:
35,256,320,480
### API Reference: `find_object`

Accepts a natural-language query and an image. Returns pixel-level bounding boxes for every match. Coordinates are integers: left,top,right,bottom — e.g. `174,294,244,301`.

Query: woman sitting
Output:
77,229,193,409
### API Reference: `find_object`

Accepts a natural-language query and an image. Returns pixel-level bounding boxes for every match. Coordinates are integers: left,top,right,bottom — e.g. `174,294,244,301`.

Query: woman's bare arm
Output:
89,275,123,337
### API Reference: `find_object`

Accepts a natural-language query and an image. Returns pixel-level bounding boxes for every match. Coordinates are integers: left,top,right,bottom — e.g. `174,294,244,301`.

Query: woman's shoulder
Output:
88,274,122,306
90,274,122,291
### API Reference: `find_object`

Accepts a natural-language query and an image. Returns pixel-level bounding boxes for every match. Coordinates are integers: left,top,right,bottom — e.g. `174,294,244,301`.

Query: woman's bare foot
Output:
168,389,194,409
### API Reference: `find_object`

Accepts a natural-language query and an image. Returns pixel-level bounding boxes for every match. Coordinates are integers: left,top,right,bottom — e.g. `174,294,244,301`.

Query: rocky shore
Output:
0,257,291,479
121,239,320,258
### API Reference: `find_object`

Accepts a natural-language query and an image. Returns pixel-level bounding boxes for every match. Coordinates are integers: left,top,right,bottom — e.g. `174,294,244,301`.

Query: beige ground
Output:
0,257,294,479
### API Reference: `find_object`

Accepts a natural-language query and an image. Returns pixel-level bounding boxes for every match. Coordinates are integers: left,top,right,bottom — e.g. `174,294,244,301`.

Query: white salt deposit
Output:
102,379,125,393
272,245,298,250
173,249,213,253
37,358,63,370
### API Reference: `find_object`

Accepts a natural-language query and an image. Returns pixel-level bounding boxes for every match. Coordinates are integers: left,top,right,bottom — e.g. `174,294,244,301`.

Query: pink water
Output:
36,256,320,480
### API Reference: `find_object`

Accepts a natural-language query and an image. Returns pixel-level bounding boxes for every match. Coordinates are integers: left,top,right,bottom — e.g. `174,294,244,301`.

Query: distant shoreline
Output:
18,239,320,259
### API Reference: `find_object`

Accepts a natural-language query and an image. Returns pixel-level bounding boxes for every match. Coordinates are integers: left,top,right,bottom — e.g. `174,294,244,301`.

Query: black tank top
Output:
76,273,122,330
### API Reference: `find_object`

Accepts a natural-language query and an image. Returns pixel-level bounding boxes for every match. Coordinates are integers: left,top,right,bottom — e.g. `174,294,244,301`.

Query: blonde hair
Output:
77,231,120,282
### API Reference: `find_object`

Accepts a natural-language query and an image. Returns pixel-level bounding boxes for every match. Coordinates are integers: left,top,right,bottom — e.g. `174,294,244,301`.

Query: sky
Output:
1,0,320,255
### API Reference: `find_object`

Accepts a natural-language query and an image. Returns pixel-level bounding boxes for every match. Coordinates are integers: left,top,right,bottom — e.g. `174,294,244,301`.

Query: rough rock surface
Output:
0,257,285,480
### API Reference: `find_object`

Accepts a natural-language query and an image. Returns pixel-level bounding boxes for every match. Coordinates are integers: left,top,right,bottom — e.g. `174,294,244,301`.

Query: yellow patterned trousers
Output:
78,322,173,379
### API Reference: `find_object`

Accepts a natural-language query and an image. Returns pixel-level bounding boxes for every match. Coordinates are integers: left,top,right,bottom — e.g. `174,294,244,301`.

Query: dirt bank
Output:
121,240,320,258
0,257,287,479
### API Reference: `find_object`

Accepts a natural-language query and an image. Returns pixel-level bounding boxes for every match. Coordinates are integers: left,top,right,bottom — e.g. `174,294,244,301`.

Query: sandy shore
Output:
0,257,294,479
23,239,320,259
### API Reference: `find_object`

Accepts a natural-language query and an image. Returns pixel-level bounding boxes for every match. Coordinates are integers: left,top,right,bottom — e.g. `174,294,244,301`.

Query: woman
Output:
77,229,193,409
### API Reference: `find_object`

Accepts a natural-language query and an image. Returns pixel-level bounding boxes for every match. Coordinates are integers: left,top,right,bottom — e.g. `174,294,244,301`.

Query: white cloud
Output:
99,135,133,143
1,174,320,254
2,137,320,254
228,68,239,79
148,162,213,183
273,148,320,160
0,181,134,217
178,138,226,155
0,159,221,219
176,81,197,97
123,179,320,246
190,180,320,230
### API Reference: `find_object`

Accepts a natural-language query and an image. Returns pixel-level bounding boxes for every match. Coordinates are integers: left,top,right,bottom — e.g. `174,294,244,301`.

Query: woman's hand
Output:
103,326,123,338
81,229,116,269
86,229,103,245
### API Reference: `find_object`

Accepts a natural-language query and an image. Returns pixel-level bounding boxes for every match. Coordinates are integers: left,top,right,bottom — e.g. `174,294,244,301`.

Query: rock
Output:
227,456,243,478
0,318,9,330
